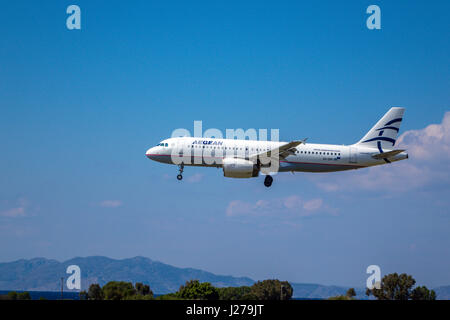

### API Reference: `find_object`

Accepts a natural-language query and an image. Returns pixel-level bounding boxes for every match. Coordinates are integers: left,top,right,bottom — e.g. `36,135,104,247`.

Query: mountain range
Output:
0,256,447,299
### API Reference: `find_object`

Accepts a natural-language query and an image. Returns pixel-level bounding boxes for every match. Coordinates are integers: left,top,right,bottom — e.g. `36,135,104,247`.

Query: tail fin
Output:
355,107,405,149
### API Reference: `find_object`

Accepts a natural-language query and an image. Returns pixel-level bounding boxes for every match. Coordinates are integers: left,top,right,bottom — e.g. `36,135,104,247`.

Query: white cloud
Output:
396,111,450,161
187,173,204,183
226,195,332,218
0,207,26,218
226,200,255,217
0,198,29,218
283,195,303,209
314,182,340,192
99,200,123,208
303,198,323,211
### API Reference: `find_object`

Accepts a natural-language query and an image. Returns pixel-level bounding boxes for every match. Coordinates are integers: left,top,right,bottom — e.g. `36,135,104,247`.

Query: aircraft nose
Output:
146,147,156,159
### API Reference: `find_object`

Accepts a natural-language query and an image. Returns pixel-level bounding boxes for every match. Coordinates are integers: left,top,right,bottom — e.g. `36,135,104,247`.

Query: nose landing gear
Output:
264,175,273,187
177,164,184,181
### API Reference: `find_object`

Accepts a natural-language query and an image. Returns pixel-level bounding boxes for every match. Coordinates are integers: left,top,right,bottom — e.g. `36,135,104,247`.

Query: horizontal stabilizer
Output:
372,149,405,159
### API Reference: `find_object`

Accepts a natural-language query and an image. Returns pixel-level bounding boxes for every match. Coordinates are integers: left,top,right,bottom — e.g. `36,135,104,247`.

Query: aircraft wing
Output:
372,149,405,159
250,139,306,162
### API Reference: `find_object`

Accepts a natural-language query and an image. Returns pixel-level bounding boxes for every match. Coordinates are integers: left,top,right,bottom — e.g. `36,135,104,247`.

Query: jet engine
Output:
222,158,259,178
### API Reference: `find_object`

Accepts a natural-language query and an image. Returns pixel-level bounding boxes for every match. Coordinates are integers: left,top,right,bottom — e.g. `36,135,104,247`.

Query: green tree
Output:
135,282,153,298
366,273,416,300
250,280,293,300
328,295,352,300
7,291,18,300
87,283,104,300
217,286,254,300
329,288,357,300
79,290,88,300
177,280,219,300
124,294,153,300
17,292,31,300
346,288,356,299
410,286,436,300
155,293,180,300
6,291,31,300
102,281,136,300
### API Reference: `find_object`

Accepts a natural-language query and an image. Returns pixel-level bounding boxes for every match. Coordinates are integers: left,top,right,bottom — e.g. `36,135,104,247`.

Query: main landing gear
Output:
177,164,184,181
264,175,273,187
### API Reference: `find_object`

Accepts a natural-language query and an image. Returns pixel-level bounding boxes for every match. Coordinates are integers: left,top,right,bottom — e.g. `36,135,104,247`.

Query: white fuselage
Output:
145,137,408,173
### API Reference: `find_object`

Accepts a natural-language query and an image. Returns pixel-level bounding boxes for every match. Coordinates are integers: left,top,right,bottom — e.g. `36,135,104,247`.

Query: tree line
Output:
328,273,436,300
80,279,294,301
0,272,437,300
0,291,31,300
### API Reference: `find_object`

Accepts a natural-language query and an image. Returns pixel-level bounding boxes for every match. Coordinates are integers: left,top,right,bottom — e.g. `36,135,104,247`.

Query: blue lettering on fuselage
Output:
192,140,223,146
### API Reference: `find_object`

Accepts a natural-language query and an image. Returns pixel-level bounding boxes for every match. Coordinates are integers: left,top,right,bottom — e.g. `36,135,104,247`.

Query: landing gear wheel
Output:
177,164,184,181
264,175,273,187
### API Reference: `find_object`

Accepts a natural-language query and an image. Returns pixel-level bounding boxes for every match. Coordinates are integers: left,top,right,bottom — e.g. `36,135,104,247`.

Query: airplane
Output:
146,107,408,187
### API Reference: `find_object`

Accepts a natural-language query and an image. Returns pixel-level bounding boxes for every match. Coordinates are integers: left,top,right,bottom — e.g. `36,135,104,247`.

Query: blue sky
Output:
0,1,449,288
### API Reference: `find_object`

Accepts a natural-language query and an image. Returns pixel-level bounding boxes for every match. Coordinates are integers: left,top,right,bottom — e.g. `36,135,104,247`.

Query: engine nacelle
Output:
222,158,259,178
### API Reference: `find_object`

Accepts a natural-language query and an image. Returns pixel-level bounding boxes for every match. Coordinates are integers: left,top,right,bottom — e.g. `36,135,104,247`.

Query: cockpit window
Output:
156,142,169,147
